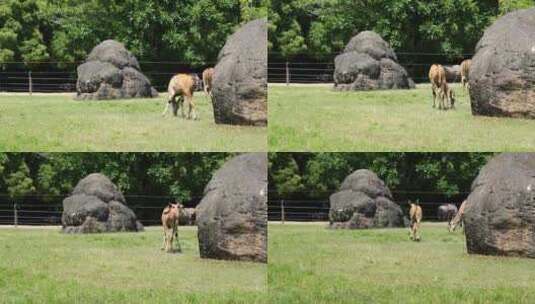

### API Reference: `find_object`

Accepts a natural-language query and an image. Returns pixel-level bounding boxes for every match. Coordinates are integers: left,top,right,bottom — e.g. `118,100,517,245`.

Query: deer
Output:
202,67,214,99
162,74,198,120
161,202,183,253
409,202,423,241
460,59,472,90
448,200,467,232
429,64,456,110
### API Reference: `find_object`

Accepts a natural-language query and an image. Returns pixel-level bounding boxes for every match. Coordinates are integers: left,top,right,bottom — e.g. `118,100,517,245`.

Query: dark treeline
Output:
268,0,533,80
269,153,495,205
0,153,234,207
0,0,268,69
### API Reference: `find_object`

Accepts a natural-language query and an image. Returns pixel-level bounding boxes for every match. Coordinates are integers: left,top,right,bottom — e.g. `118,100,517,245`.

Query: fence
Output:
268,52,474,85
0,193,202,226
0,192,467,225
268,193,468,222
0,61,217,93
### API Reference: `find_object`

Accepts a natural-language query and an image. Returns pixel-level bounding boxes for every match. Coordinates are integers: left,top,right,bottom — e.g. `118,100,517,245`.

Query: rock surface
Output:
329,169,405,228
437,203,458,221
469,8,535,119
178,208,196,226
464,153,535,257
333,31,414,90
444,65,461,83
61,173,143,233
196,153,267,262
76,40,158,100
211,19,267,126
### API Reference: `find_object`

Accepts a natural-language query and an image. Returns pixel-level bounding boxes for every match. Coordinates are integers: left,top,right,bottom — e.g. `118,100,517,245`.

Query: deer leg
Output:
161,226,167,250
189,96,198,120
177,96,185,118
432,85,437,108
162,93,175,117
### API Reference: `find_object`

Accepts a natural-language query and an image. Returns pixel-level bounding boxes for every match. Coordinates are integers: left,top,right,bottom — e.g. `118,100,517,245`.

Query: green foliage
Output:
0,0,268,66
270,0,501,59
269,152,493,200
0,153,234,202
499,0,534,15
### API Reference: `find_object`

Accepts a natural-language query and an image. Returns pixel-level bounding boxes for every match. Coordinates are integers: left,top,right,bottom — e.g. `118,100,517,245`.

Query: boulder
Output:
329,169,405,229
61,173,143,233
444,65,461,83
469,8,535,119
75,40,158,100
211,19,267,126
196,153,267,263
464,153,535,258
178,208,196,226
437,203,458,221
333,31,414,90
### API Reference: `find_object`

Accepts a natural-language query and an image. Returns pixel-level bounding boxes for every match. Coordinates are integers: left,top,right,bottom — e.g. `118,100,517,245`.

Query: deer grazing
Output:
202,67,214,99
460,59,472,90
409,202,423,241
429,64,456,110
448,200,467,232
162,74,198,120
161,202,183,253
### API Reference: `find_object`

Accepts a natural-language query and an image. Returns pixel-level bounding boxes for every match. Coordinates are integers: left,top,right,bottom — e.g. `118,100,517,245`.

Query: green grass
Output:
268,84,535,151
0,93,266,152
268,222,535,304
0,226,266,304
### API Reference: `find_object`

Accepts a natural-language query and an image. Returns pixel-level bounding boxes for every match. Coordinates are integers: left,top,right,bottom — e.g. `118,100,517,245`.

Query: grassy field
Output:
0,226,266,304
268,84,535,151
0,93,266,152
269,222,535,304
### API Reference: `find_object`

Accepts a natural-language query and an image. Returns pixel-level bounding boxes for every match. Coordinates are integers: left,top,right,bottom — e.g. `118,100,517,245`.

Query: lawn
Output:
268,84,535,151
0,226,267,304
268,222,535,304
0,93,266,152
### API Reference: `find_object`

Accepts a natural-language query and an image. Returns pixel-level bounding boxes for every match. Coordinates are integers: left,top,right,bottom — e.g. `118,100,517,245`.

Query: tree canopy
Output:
0,0,268,68
269,1,532,61
0,153,233,204
269,153,494,202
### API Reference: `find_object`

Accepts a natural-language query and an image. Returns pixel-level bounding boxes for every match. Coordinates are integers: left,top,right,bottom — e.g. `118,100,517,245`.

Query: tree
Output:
269,0,500,60
0,152,234,204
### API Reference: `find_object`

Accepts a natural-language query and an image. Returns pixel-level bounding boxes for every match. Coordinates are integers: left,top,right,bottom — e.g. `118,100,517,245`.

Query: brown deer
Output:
162,74,198,120
202,67,214,99
448,200,467,232
409,202,423,241
161,202,183,253
429,64,456,110
460,59,472,90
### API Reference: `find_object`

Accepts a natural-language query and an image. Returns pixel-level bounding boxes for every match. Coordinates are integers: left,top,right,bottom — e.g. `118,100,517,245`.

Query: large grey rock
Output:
444,65,461,83
61,173,143,233
76,40,158,100
464,153,535,258
196,153,267,263
334,31,414,91
72,173,125,203
469,8,535,119
212,19,267,126
329,169,405,229
437,203,458,221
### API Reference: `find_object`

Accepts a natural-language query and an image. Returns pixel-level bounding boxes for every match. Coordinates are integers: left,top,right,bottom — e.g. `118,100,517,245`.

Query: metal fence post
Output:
281,199,285,224
28,71,33,96
285,62,289,86
13,203,18,227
